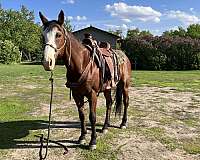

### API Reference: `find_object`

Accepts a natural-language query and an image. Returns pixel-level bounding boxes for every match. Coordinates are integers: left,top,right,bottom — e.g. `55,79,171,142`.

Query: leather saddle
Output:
82,39,119,90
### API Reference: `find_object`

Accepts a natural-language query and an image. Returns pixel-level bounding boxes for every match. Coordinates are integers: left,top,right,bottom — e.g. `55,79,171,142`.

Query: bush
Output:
0,40,21,64
122,36,200,70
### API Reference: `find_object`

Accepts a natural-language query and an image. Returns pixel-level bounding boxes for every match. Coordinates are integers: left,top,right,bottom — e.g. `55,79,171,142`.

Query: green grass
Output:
182,138,200,154
0,98,30,121
0,64,200,159
0,64,69,157
132,70,200,92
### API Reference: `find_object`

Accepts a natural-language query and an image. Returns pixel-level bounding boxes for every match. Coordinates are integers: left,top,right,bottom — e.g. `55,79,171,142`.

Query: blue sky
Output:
1,0,200,35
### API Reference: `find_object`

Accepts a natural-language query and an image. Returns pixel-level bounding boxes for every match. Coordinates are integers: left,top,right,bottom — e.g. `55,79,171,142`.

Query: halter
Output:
43,25,72,66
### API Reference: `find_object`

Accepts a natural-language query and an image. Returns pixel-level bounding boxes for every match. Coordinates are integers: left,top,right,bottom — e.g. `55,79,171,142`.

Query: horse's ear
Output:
39,11,48,25
58,10,65,25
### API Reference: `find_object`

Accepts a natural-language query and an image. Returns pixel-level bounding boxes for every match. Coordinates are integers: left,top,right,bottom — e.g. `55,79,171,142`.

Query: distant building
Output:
73,26,121,49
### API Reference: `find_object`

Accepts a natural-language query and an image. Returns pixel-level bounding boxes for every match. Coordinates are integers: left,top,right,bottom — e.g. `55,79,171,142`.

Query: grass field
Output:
0,64,200,160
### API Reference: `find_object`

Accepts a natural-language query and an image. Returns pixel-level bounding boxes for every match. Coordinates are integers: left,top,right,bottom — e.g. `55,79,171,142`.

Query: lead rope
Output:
38,71,54,160
36,71,68,160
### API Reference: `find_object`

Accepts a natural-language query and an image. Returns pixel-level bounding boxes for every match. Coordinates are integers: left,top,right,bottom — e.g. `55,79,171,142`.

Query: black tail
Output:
115,81,123,116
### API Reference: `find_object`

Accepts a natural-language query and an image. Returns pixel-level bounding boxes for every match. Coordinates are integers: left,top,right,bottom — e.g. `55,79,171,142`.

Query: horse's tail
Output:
115,81,123,116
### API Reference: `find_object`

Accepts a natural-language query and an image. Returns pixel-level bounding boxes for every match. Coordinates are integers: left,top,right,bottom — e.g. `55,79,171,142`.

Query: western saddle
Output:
82,33,119,90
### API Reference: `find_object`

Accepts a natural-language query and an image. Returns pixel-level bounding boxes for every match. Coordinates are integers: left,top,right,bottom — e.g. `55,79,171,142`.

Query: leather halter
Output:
44,39,66,53
43,25,72,66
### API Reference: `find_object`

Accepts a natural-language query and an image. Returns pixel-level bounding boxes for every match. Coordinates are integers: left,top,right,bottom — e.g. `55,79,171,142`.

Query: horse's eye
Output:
56,33,62,38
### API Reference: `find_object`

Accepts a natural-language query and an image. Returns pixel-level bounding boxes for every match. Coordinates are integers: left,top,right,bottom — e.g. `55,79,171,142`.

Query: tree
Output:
187,24,200,39
163,27,187,37
0,40,20,64
126,28,152,39
126,28,140,39
122,34,200,70
64,18,74,32
0,6,43,62
139,30,153,37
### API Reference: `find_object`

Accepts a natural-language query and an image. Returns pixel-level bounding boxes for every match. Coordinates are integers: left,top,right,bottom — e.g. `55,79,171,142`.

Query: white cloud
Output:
129,25,137,30
121,24,128,30
104,23,129,36
190,8,194,12
61,0,75,4
66,15,87,21
166,10,199,25
122,18,131,23
170,26,179,31
67,16,73,20
105,2,162,23
76,16,87,21
104,24,121,30
151,29,162,36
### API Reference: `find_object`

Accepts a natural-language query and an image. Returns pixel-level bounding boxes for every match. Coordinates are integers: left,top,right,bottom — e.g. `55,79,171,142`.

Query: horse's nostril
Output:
49,59,52,66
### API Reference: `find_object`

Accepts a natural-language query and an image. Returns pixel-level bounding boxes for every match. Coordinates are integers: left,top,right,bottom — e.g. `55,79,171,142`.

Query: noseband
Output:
44,27,67,53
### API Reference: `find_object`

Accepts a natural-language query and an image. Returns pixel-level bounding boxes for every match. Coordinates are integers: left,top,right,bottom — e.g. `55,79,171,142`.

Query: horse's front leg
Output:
73,93,87,144
88,90,97,150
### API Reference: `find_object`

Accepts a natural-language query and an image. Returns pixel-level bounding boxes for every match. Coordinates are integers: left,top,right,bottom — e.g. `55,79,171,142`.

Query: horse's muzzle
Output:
43,60,54,71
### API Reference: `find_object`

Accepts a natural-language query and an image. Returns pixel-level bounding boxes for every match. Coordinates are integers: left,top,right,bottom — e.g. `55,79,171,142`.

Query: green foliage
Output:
0,6,42,62
64,18,74,32
0,40,20,64
123,26,200,70
163,27,187,37
162,25,200,39
187,24,200,39
127,28,152,39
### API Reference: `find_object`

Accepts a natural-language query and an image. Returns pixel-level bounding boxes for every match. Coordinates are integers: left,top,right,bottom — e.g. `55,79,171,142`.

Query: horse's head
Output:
39,10,66,71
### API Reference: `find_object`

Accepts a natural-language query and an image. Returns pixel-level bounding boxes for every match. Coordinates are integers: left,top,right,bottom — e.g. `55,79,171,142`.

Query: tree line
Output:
0,6,72,64
121,26,200,70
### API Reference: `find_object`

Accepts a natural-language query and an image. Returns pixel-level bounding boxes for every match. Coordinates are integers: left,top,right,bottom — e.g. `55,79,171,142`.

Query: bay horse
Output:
39,10,131,150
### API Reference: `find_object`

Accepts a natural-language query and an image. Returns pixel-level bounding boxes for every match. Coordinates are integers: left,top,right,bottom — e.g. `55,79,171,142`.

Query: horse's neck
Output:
64,36,90,82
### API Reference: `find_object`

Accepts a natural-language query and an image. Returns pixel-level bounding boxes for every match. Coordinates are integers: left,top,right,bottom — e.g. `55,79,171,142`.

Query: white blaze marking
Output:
43,27,58,62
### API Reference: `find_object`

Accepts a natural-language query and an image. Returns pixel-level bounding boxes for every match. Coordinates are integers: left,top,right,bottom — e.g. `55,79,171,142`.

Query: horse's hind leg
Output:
73,94,87,144
102,89,112,133
120,86,129,129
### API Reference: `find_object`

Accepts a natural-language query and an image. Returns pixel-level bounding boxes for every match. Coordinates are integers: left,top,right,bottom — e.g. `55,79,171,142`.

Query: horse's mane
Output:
66,31,86,50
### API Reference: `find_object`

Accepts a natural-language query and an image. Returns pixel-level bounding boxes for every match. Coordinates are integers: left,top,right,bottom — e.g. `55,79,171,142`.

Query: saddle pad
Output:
112,49,126,65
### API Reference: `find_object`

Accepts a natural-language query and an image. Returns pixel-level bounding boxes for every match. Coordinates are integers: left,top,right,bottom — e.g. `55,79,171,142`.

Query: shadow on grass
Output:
0,120,120,150
0,120,119,150
0,120,82,150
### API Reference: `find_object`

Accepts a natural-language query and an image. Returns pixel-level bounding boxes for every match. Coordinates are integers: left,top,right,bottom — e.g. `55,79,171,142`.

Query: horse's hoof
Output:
120,125,127,129
78,139,86,145
89,144,96,150
102,129,108,134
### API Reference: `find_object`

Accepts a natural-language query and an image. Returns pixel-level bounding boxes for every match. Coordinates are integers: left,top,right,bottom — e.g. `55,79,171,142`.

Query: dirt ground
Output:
1,86,200,160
